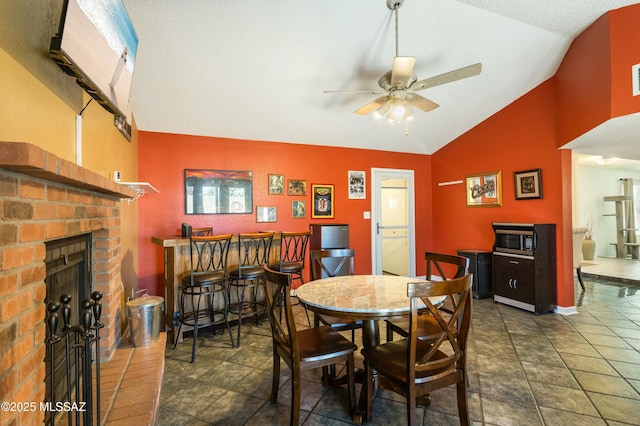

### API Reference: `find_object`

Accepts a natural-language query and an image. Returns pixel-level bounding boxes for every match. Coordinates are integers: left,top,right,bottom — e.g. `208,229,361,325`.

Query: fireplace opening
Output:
44,233,92,423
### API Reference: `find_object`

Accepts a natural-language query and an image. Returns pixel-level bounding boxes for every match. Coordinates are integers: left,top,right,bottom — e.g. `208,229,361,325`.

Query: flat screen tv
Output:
50,0,138,136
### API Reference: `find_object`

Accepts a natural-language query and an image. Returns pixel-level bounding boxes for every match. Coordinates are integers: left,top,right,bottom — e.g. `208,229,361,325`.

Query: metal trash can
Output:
126,294,164,347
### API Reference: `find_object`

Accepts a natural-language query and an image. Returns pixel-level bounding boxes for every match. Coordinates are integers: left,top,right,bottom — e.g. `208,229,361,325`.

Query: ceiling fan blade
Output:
410,63,482,91
406,93,439,112
390,56,416,88
354,96,390,115
324,89,387,95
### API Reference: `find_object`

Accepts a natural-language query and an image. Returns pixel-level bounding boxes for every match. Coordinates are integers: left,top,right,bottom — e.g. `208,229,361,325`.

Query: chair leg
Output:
577,266,585,290
291,365,301,426
347,354,356,415
270,350,280,404
407,387,416,426
173,290,185,349
190,291,201,363
222,288,235,348
456,377,470,426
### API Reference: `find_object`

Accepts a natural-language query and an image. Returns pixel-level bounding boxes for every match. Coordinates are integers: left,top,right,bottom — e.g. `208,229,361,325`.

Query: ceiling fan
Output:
326,0,482,124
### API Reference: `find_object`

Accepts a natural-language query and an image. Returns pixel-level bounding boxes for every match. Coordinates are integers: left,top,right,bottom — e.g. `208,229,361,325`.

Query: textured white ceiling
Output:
123,0,640,165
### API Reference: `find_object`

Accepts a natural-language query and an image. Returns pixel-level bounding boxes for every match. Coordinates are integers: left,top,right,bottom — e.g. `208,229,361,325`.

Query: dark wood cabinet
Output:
457,249,493,299
492,223,556,313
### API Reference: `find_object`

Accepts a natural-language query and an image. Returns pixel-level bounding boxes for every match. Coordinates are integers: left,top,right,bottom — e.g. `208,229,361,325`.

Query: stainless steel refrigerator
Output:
309,224,350,278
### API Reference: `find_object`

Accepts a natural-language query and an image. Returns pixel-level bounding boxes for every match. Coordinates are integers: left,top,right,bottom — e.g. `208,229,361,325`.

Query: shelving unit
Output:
603,195,638,259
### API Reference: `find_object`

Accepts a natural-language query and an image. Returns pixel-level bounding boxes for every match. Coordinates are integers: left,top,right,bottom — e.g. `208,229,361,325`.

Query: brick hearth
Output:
0,141,136,425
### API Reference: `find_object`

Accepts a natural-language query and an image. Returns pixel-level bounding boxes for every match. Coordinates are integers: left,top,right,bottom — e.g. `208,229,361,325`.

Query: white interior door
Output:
371,168,416,277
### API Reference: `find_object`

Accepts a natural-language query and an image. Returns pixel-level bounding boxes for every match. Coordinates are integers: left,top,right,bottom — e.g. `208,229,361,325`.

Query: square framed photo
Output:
256,206,277,222
268,174,284,195
465,171,502,207
292,200,306,218
348,170,366,199
514,169,542,200
311,184,334,218
287,179,307,196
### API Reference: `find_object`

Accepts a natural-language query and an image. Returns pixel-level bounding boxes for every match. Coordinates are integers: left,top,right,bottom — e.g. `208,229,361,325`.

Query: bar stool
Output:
174,233,234,362
268,230,311,325
269,231,310,289
227,232,275,347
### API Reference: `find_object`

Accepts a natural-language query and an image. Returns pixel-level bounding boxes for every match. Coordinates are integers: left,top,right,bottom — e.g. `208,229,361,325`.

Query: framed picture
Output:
268,174,284,194
288,179,307,196
256,206,276,222
514,169,542,200
312,184,334,218
348,170,366,199
465,171,502,207
292,200,306,218
184,169,252,214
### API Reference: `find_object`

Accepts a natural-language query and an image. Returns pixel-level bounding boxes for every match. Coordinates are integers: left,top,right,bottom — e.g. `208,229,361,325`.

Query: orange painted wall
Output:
556,4,640,145
609,4,640,116
431,79,574,308
556,13,612,145
137,133,433,295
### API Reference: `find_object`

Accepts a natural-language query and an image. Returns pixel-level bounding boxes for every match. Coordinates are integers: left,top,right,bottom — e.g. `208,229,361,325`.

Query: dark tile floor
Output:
159,270,640,425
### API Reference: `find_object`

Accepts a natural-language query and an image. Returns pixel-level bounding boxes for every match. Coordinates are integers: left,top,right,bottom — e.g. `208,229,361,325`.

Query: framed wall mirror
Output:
185,169,253,214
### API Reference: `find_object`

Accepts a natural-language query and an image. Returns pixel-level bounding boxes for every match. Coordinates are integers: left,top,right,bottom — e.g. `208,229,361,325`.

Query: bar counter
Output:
151,234,281,342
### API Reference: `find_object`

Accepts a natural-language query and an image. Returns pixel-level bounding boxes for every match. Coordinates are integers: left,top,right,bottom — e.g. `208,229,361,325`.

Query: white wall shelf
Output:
119,182,159,203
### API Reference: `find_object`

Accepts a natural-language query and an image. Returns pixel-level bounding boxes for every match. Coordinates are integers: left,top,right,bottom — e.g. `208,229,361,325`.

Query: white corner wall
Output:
577,164,640,258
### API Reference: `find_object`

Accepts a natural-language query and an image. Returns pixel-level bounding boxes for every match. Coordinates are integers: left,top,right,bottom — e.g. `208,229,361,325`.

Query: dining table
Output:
296,274,443,423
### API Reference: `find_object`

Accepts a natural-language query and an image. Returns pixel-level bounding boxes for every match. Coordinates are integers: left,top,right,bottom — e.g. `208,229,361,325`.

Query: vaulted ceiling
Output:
123,0,640,167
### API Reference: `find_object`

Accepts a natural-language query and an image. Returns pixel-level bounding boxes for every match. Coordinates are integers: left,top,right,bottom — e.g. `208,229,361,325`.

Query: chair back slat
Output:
236,232,274,276
425,252,469,281
310,249,355,280
264,266,297,356
280,231,310,266
188,234,233,284
407,274,472,374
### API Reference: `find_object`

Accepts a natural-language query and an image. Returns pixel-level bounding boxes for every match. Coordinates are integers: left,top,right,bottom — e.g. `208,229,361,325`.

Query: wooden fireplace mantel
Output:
0,141,136,199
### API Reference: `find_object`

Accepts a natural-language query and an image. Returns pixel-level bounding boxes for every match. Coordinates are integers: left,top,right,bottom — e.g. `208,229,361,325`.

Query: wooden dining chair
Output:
263,266,356,426
361,274,473,425
385,252,469,342
309,249,363,341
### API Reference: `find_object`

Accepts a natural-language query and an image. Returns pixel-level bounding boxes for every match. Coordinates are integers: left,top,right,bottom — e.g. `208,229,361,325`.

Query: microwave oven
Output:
493,225,535,255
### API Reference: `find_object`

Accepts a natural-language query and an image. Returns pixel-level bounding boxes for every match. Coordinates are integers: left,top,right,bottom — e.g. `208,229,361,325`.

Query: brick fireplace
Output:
0,142,136,425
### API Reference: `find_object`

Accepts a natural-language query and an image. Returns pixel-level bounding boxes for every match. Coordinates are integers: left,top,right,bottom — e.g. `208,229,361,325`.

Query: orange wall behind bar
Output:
137,133,434,294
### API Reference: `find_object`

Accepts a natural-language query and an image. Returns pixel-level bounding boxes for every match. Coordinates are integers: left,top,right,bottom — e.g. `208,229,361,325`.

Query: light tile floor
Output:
159,260,640,425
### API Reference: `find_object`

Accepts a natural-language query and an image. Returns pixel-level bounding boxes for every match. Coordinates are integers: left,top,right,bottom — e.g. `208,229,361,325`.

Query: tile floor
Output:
159,259,640,425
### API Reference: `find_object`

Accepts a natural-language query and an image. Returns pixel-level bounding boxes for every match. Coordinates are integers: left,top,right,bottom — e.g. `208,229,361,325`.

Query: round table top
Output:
296,275,435,319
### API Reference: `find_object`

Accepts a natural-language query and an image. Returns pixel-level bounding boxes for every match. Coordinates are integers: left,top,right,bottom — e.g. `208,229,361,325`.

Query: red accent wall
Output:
137,134,433,294
431,79,574,308
609,5,640,116
556,13,612,145
556,4,640,146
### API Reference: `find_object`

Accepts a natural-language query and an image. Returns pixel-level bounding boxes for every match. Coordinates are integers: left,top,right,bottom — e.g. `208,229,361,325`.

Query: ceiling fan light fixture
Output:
593,154,618,166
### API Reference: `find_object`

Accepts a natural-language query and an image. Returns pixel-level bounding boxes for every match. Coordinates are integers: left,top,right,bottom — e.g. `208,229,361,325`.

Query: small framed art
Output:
268,174,284,194
256,206,277,222
465,171,502,207
292,200,306,218
514,169,542,200
288,179,307,196
348,170,366,199
311,184,334,218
